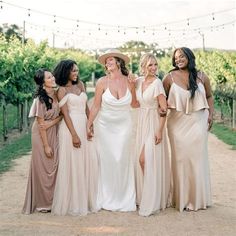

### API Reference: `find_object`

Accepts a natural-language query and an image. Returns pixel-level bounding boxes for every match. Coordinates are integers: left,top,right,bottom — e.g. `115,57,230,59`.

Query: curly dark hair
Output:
171,47,198,98
34,68,53,110
53,59,78,86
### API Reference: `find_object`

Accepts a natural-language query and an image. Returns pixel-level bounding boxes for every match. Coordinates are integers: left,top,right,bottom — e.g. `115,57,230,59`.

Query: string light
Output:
1,0,234,31
1,0,235,49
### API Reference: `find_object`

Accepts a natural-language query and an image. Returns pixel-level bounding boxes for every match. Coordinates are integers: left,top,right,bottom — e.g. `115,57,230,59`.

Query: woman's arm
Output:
128,74,140,108
78,81,90,118
37,117,53,158
155,94,167,144
202,72,214,130
130,85,140,108
87,78,104,132
57,87,81,148
39,115,63,130
162,74,172,97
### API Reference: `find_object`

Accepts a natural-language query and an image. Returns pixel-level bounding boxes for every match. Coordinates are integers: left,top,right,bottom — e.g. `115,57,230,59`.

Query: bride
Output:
87,49,138,211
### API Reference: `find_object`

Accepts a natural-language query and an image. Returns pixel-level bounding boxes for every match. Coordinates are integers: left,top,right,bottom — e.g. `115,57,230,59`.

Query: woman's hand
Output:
128,73,138,90
155,130,162,145
72,133,81,148
58,115,63,121
159,107,167,117
44,145,53,158
86,123,94,141
39,121,50,131
208,113,213,131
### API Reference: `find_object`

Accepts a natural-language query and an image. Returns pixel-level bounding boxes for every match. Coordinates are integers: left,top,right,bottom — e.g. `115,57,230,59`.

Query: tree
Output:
0,24,24,42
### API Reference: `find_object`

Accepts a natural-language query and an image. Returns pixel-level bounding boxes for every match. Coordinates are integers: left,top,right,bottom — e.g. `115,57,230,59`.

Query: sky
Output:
0,0,235,50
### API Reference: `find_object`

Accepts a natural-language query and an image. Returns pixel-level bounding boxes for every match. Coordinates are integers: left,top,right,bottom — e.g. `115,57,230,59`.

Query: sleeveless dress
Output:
22,97,59,214
52,92,99,215
94,84,136,212
167,72,212,211
134,77,171,216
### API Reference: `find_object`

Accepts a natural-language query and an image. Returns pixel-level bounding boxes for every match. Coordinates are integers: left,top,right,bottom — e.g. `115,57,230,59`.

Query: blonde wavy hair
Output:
139,53,158,76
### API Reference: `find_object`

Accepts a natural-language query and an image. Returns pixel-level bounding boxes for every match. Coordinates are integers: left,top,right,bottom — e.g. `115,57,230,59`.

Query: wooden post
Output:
19,103,23,132
2,97,8,141
23,99,28,130
233,99,236,129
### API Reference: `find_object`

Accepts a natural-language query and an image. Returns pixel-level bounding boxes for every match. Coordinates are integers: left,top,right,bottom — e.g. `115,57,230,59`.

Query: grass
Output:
0,132,31,174
211,122,236,150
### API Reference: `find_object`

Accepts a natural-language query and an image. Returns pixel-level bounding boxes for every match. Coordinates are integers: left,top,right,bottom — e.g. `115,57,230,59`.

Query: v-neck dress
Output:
134,77,171,216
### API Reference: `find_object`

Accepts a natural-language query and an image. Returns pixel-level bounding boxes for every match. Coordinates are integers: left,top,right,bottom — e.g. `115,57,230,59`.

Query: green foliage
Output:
0,36,96,106
152,49,236,98
1,24,23,42
0,104,18,139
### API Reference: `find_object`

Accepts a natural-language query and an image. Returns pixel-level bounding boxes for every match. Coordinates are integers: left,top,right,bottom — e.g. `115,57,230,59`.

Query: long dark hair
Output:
53,59,78,86
34,68,53,110
115,57,129,76
171,47,198,98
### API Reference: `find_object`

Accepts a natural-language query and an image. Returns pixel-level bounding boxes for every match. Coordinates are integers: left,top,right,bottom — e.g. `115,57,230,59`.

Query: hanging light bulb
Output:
187,18,189,26
76,20,79,28
0,0,3,9
212,13,215,20
98,24,101,31
53,15,56,23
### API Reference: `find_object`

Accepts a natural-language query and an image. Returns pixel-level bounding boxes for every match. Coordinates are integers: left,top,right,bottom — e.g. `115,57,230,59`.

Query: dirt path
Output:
0,133,235,236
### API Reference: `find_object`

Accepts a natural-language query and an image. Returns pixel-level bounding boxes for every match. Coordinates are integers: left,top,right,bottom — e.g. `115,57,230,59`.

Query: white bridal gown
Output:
95,85,136,212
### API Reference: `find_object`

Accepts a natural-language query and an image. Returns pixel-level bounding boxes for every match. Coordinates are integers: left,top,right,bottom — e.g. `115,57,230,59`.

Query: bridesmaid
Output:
51,59,99,216
22,68,62,214
163,47,213,212
135,53,171,216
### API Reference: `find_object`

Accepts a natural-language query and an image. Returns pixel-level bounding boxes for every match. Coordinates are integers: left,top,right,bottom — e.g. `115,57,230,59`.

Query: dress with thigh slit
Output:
135,77,171,216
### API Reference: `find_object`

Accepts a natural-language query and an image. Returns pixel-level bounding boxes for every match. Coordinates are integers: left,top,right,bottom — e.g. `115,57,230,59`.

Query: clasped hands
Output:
87,123,94,141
